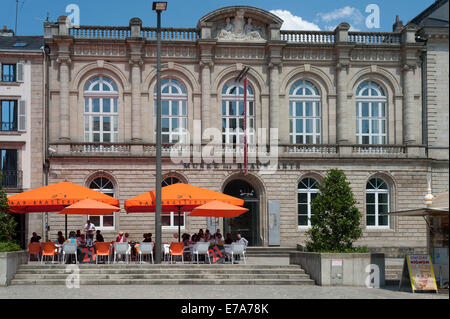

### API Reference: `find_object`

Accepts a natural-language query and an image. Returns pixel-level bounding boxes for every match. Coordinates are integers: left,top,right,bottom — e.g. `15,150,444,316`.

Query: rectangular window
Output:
1,64,16,82
0,149,18,188
162,212,186,229
222,100,255,145
0,100,17,131
356,101,387,145
290,100,321,145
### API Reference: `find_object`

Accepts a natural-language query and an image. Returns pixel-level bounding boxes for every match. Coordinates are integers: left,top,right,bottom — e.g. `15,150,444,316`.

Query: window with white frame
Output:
88,177,115,230
154,78,188,143
84,76,119,143
298,178,320,227
356,81,387,145
161,176,185,229
289,80,321,144
366,178,390,227
221,81,255,145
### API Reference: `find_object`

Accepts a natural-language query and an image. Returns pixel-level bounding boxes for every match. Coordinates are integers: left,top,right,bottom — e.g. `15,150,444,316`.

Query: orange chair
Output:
169,242,184,264
95,242,112,264
28,243,41,262
41,242,58,264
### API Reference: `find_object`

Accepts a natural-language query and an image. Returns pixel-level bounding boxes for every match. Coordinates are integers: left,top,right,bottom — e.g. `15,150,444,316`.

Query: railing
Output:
280,30,401,45
348,32,401,45
0,170,22,189
141,28,199,41
70,143,131,153
281,31,334,44
352,145,406,155
285,144,338,154
70,26,130,39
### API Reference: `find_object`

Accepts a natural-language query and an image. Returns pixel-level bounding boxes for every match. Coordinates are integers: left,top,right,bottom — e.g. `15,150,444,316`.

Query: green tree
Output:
305,169,363,252
0,186,17,242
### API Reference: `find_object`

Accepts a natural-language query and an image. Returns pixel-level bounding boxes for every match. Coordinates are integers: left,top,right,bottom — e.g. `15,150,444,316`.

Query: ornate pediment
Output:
198,6,283,42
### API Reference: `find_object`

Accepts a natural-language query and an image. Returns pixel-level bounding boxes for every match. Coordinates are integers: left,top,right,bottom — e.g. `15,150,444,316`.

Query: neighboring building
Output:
40,5,448,257
409,0,449,197
0,29,45,247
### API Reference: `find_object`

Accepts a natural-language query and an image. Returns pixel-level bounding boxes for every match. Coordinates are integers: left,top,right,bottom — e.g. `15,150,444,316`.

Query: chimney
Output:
392,15,403,32
0,26,14,36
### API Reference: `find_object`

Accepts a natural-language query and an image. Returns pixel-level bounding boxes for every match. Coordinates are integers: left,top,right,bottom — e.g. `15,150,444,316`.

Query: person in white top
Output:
236,233,248,246
84,220,96,245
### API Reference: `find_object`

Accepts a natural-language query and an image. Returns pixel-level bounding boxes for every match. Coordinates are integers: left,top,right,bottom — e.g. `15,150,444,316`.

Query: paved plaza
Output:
0,284,447,299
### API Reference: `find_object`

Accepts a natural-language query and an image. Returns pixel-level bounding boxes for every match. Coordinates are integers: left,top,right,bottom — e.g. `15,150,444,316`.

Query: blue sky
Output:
1,0,435,36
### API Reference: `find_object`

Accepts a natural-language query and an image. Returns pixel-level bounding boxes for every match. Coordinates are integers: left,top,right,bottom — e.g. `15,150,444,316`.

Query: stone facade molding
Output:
347,66,403,97
211,64,268,96
280,65,336,96
71,61,130,92
143,62,201,94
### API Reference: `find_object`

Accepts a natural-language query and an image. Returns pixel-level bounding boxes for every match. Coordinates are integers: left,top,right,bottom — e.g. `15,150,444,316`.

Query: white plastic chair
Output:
62,243,77,264
192,242,211,264
114,242,130,264
161,244,170,262
231,243,246,264
139,242,154,264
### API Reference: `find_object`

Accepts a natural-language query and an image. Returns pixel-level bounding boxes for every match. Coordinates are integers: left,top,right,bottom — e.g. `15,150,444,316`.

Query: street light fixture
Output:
153,1,167,264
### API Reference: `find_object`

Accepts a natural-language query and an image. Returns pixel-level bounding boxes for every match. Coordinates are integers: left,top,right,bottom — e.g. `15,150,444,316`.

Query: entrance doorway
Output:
223,179,259,246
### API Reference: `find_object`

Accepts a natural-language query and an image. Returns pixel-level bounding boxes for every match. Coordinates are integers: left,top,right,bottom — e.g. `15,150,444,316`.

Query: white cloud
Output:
317,6,364,30
270,9,321,31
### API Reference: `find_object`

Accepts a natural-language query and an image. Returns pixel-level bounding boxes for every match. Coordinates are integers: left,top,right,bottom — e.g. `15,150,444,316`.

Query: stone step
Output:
16,269,305,275
13,273,310,280
10,278,315,285
19,264,301,269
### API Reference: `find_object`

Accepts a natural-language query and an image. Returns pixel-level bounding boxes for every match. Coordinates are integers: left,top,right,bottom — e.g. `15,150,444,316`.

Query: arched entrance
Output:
223,179,260,246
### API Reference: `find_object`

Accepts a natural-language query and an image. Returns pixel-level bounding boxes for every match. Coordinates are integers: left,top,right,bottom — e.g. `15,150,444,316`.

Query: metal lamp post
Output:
153,1,167,264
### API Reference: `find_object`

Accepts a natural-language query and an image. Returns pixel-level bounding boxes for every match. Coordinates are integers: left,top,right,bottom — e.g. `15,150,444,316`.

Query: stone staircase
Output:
11,263,314,285
245,247,297,257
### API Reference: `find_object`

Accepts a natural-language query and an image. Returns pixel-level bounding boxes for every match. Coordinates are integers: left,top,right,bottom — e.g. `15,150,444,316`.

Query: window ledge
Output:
297,226,311,231
0,131,25,136
364,227,393,232
0,82,21,86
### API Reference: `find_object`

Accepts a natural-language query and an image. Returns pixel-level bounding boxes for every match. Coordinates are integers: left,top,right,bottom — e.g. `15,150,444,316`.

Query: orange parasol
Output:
124,183,244,242
58,198,120,215
124,183,243,213
7,181,120,213
188,200,248,218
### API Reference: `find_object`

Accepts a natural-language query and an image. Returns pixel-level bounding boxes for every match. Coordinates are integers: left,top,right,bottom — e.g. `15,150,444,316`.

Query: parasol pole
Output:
178,205,181,242
65,215,67,239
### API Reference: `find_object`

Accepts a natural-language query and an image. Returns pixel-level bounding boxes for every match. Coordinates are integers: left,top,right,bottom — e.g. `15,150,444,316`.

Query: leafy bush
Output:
0,241,21,252
0,186,17,242
306,169,363,252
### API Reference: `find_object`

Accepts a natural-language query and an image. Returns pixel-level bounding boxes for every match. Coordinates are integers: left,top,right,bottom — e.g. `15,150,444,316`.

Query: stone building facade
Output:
41,5,448,256
0,31,45,246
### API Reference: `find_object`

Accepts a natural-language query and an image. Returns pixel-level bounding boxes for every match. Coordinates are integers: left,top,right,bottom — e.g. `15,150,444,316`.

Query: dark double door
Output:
223,179,259,246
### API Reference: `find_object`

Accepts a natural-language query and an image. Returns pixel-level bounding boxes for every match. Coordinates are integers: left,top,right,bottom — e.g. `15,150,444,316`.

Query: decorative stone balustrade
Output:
280,31,335,44
70,26,130,39
347,32,401,45
141,28,199,41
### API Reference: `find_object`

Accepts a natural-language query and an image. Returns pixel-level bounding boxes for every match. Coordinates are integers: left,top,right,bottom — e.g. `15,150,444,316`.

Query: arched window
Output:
366,178,389,227
298,178,320,227
154,78,187,143
161,176,185,229
356,81,387,145
84,76,119,142
289,80,321,144
88,176,115,230
221,81,255,145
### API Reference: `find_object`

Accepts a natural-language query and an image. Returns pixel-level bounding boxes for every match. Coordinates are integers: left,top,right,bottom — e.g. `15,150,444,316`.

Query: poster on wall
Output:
399,255,438,292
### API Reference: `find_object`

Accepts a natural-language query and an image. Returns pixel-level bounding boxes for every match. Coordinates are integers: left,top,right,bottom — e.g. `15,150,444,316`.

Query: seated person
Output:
215,233,225,245
204,229,212,241
77,234,86,246
55,231,65,245
95,230,104,242
224,233,233,244
115,231,125,242
30,232,41,243
65,231,77,244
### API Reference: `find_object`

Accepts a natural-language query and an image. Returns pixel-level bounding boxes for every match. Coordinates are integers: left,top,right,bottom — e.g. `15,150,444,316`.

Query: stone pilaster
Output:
57,58,71,141
130,60,142,141
200,61,212,135
269,63,280,132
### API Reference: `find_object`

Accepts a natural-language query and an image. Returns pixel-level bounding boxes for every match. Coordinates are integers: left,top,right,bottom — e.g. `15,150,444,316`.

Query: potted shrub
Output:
290,169,385,286
0,186,26,286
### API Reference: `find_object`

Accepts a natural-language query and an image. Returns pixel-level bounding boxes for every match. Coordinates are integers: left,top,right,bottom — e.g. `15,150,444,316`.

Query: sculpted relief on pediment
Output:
214,9,266,41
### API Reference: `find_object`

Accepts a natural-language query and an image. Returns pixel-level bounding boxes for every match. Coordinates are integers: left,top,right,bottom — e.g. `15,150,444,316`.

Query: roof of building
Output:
409,0,449,28
0,35,44,53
